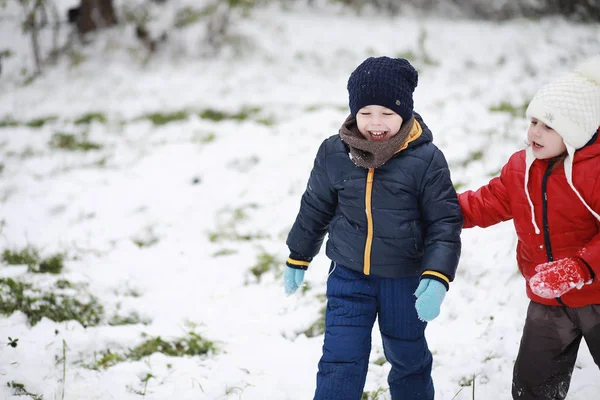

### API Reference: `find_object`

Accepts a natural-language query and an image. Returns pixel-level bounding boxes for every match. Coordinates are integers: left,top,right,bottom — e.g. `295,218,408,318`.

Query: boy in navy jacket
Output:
285,57,463,400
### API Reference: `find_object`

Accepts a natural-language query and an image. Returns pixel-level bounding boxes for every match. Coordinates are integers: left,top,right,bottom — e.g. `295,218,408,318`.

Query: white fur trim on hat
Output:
526,55,600,150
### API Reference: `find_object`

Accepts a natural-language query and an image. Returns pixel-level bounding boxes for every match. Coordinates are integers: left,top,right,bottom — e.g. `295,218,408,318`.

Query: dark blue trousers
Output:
314,263,434,400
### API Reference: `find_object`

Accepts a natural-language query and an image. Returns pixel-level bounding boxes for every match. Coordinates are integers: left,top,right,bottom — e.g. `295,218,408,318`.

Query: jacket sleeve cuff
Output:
420,270,450,291
578,257,595,282
286,251,312,270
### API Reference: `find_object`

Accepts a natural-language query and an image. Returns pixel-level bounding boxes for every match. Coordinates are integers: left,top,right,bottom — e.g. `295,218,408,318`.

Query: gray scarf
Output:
339,114,415,169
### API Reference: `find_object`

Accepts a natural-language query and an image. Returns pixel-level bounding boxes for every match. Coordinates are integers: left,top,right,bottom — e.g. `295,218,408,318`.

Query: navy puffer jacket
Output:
286,113,463,281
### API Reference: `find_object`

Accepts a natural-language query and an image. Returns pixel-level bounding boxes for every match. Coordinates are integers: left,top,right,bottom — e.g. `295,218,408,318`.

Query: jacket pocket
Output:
412,220,424,254
328,215,342,245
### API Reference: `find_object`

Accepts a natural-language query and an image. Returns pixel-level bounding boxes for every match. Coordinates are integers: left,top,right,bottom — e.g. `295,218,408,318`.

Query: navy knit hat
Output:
347,56,418,120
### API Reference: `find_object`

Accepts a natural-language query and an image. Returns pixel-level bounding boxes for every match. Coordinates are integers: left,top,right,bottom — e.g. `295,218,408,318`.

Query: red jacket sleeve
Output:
578,176,600,278
458,162,513,228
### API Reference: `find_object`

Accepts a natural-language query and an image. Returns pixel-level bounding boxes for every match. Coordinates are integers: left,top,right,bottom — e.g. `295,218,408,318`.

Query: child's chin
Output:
532,147,545,157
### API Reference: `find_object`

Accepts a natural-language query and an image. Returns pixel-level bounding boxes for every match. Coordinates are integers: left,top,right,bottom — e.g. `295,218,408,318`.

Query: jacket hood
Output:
524,128,600,234
409,112,433,148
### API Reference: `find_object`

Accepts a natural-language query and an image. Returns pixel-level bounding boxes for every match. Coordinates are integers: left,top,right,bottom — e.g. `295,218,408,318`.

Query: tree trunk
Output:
76,0,117,36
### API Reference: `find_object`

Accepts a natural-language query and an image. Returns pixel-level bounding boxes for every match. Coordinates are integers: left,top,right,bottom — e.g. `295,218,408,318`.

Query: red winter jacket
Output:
459,139,600,307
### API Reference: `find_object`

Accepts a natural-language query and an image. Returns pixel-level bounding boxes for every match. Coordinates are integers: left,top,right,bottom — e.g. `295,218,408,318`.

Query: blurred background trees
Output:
335,0,600,21
1,0,598,81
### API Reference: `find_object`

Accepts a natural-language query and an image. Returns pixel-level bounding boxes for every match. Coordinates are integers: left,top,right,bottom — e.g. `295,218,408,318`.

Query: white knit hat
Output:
524,55,600,234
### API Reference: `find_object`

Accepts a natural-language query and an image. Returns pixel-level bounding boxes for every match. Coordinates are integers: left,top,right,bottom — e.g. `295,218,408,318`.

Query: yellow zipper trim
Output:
364,168,375,275
361,120,422,276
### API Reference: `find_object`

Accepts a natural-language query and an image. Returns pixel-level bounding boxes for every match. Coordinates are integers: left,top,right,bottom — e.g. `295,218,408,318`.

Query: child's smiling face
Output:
527,117,567,159
356,105,403,141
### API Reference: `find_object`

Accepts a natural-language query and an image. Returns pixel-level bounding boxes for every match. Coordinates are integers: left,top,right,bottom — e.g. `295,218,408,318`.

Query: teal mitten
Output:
284,266,305,296
414,279,447,322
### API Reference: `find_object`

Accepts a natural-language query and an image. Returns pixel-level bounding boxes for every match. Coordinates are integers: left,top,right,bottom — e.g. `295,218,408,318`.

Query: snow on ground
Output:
1,2,599,399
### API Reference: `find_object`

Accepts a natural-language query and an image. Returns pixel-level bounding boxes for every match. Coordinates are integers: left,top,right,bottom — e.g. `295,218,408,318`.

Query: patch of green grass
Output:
199,132,216,143
132,227,160,248
7,381,42,400
453,182,465,191
417,29,439,67
50,133,103,151
75,112,107,125
132,237,159,248
127,372,154,396
373,356,387,366
250,251,280,282
488,168,501,177
55,279,73,289
2,247,40,266
0,278,104,327
0,117,19,128
185,107,271,125
174,6,211,28
362,387,388,400
2,247,65,274
300,280,312,294
198,107,261,122
0,49,14,58
34,254,65,274
109,311,151,326
87,349,125,370
198,108,232,122
82,330,217,370
489,101,528,117
461,150,484,167
459,374,475,387
116,286,142,298
68,49,86,67
256,117,276,126
212,248,237,257
208,204,268,243
232,207,248,222
395,28,439,68
26,115,58,128
144,110,189,126
129,331,216,360
303,301,326,338
395,50,419,63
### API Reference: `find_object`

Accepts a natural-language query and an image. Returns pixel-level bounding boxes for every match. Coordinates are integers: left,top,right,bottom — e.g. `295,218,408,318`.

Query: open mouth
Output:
369,130,388,141
533,141,544,149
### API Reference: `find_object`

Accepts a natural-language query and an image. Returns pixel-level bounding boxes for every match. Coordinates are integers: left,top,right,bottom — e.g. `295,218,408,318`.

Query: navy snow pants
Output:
314,263,434,400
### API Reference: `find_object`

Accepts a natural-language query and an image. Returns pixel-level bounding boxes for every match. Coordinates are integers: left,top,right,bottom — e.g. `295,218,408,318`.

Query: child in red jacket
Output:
459,55,600,400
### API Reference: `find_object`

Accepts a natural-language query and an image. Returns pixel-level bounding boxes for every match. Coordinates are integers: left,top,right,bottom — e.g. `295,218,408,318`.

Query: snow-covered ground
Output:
1,1,599,399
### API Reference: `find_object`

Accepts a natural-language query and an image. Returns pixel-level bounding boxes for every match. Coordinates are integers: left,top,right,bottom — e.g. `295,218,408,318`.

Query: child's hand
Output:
529,257,592,299
414,279,447,322
284,266,305,296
